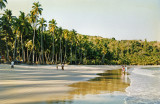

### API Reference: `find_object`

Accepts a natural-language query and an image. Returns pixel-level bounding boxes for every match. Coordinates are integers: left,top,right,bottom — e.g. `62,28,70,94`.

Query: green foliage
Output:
0,1,160,65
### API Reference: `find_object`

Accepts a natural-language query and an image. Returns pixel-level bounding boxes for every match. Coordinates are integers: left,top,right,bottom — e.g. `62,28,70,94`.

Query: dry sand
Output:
0,64,122,104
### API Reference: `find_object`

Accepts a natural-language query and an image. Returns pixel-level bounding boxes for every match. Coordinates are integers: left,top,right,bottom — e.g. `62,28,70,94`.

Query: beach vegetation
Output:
0,1,160,65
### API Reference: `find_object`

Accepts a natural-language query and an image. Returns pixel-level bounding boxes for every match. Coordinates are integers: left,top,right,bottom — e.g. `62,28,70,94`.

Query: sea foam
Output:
125,67,160,104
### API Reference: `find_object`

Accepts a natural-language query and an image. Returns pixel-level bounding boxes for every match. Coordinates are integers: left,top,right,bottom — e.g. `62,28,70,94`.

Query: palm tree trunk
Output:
27,47,28,62
5,34,9,62
24,50,25,62
79,46,81,64
21,32,24,62
102,54,105,64
28,50,32,63
17,38,20,60
56,53,57,64
32,28,35,64
41,26,43,64
60,36,62,64
65,39,67,63
59,52,60,63
36,52,37,64
52,31,55,64
80,48,82,64
39,54,41,64
75,43,77,64
32,17,37,64
45,52,47,63
13,32,17,61
71,43,72,64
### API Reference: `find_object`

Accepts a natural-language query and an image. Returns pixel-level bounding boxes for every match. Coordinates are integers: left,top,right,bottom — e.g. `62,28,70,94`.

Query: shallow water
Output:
28,69,130,104
50,69,130,104
0,65,130,104
126,67,160,104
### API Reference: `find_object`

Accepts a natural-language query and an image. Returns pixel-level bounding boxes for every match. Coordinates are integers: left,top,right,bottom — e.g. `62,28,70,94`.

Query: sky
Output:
1,0,160,41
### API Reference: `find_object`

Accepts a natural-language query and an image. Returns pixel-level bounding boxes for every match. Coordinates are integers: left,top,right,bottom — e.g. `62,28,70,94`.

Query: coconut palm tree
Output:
77,34,82,64
0,14,9,61
31,2,43,64
38,17,47,64
81,35,88,64
0,0,7,10
69,29,77,64
62,29,69,63
4,9,12,21
73,30,78,64
58,27,63,64
1,9,13,62
12,17,20,61
49,19,57,64
18,11,26,62
100,40,107,64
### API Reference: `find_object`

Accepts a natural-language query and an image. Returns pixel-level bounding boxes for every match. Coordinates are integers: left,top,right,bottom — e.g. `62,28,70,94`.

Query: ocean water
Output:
125,67,160,104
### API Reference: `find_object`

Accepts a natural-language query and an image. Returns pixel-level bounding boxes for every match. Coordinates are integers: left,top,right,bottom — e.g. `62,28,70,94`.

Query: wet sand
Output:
0,64,122,104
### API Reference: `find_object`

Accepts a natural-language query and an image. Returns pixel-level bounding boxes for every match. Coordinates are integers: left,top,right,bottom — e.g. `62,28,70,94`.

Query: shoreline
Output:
1,64,160,104
125,66,160,104
0,64,121,104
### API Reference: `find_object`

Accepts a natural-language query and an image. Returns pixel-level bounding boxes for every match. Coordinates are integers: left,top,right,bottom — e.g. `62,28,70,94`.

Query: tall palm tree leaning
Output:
31,2,43,64
0,0,7,10
49,19,57,64
38,17,47,64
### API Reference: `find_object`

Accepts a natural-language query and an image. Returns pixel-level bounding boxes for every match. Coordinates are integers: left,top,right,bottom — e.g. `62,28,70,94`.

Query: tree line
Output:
0,1,160,65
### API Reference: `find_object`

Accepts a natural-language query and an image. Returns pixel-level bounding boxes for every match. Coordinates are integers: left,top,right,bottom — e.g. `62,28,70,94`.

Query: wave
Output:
125,67,160,104
132,68,160,77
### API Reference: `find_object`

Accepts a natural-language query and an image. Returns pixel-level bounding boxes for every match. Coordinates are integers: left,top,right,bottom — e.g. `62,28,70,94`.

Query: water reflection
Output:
51,69,130,104
0,68,130,104
69,69,130,95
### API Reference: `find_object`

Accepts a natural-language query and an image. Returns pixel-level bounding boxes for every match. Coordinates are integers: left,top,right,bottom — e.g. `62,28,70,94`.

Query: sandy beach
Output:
1,64,160,104
0,64,121,104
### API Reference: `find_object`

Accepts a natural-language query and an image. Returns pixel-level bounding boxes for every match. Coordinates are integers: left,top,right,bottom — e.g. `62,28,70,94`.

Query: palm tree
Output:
49,19,57,64
58,27,63,64
31,2,43,64
69,29,77,64
0,15,9,61
38,17,47,64
18,11,28,62
100,40,107,64
77,34,84,64
1,9,13,62
12,17,20,61
82,35,88,64
0,0,7,10
62,29,69,63
4,9,12,21
73,30,78,64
